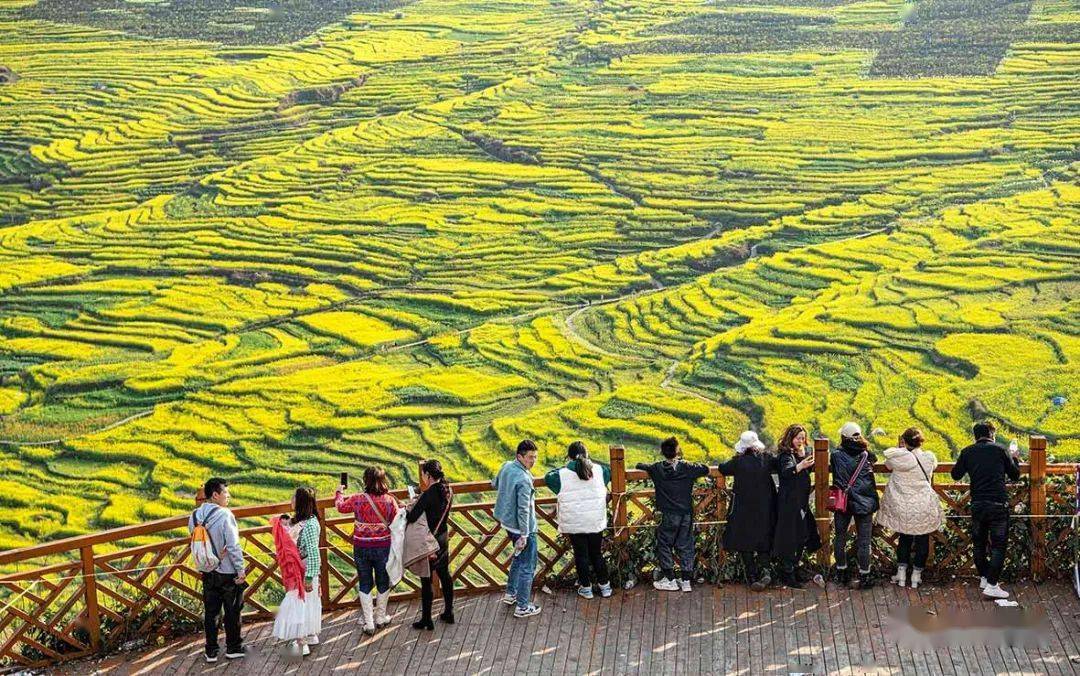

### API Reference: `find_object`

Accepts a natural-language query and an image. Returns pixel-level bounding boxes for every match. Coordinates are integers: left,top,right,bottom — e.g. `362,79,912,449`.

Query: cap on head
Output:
839,422,862,439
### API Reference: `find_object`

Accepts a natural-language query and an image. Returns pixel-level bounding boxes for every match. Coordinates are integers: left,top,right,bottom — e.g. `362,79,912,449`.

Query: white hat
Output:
839,422,862,439
734,430,765,454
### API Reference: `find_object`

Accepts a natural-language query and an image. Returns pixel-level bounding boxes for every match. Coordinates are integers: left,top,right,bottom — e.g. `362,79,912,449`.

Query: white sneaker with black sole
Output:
514,604,542,618
501,593,517,606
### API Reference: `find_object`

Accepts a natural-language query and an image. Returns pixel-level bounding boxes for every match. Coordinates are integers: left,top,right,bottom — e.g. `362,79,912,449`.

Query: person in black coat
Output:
718,431,777,591
406,459,454,630
830,422,879,589
771,424,822,588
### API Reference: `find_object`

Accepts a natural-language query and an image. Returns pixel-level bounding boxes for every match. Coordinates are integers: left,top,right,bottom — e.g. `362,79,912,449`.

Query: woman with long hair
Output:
271,487,321,657
878,428,943,589
336,467,399,634
406,459,455,630
770,424,823,588
718,431,777,591
545,441,612,599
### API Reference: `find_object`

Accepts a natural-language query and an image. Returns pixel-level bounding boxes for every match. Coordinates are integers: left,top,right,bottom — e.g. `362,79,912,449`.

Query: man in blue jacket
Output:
493,439,541,617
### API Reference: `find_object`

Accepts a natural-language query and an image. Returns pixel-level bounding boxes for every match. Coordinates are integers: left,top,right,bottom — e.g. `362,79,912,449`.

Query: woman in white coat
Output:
878,428,944,588
544,441,612,599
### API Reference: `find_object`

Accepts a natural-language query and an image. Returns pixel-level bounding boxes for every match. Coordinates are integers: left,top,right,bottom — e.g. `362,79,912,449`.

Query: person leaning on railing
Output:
950,420,1021,600
636,436,710,593
544,441,613,600
878,428,944,590
188,477,247,663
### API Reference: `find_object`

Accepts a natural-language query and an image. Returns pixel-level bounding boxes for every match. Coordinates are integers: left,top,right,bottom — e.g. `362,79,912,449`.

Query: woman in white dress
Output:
272,488,322,656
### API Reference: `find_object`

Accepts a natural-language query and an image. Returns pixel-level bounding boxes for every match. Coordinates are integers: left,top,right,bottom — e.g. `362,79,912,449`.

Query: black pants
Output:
656,512,694,581
971,501,1009,585
569,532,610,587
777,547,805,576
896,533,930,569
420,563,453,621
739,551,770,582
202,571,243,653
833,511,873,572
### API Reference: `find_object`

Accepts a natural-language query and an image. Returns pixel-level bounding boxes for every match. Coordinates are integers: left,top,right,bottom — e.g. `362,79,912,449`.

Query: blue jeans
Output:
505,531,537,610
353,545,390,594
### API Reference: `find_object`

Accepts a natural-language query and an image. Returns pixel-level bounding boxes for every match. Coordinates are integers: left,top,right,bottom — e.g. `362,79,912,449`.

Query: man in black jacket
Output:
951,420,1021,600
636,437,710,592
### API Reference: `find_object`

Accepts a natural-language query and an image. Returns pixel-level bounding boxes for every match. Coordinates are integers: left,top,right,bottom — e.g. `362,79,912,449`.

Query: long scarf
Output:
271,516,306,601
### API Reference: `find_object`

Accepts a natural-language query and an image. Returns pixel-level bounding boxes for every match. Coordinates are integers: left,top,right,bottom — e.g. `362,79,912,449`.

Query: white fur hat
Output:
734,430,765,454
839,421,862,439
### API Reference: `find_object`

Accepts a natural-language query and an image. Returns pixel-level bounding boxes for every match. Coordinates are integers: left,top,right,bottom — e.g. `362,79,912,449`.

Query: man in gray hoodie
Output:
189,477,246,663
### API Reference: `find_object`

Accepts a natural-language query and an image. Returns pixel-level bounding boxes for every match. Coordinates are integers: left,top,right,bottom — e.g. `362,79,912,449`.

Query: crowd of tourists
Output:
188,419,1022,663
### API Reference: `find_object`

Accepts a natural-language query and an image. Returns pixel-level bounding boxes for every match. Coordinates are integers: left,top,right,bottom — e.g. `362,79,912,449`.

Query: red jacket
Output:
335,491,398,548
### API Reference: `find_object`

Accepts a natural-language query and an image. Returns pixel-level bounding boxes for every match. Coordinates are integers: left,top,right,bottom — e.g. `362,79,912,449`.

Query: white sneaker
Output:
679,579,692,593
979,577,988,590
577,586,594,599
501,593,517,606
302,643,310,657
514,604,542,618
653,578,679,592
306,634,319,646
598,582,613,598
983,584,1009,599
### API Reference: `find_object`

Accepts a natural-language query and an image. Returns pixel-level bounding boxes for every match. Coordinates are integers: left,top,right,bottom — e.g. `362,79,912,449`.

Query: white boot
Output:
910,568,922,589
891,564,907,587
358,592,376,635
375,590,391,628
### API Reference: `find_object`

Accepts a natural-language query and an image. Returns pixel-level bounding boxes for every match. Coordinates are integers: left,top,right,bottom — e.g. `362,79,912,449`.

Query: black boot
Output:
782,571,805,589
439,611,455,624
414,577,434,630
852,571,874,590
750,572,771,592
833,566,851,586
412,618,434,631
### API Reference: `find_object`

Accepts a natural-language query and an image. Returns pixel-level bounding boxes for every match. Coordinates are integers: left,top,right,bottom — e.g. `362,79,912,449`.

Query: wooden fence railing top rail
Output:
0,436,1074,670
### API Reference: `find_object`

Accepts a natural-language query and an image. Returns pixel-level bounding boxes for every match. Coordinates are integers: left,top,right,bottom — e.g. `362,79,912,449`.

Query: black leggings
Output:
834,512,873,573
896,533,929,569
569,532,609,587
419,542,453,621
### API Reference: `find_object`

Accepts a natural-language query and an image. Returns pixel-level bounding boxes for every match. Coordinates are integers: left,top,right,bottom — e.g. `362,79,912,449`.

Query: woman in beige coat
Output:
877,428,944,588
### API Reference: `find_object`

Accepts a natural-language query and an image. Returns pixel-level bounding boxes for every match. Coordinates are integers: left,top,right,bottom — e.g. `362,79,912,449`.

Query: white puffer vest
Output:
556,467,608,534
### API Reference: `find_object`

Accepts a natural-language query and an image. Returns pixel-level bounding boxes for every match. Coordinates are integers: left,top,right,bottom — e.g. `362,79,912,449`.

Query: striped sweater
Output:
334,490,398,548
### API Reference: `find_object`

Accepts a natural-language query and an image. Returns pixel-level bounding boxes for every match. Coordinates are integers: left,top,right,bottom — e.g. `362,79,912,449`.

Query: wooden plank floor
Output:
61,581,1080,675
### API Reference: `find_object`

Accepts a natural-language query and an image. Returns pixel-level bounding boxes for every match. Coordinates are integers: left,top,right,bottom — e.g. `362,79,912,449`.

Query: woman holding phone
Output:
335,467,399,635
771,424,822,588
406,459,455,630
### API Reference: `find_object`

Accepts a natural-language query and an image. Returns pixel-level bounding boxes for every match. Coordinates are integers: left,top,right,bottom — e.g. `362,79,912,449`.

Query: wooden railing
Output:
0,438,1074,669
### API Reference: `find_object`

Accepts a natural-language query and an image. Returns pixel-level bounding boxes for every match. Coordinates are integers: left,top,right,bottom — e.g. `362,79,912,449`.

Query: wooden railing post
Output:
813,438,831,570
80,545,101,651
1028,436,1047,580
317,506,330,608
610,446,627,543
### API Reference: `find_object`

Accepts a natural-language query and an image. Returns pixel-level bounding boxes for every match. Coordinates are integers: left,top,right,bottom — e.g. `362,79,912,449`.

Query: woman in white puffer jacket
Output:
544,441,612,599
878,428,944,589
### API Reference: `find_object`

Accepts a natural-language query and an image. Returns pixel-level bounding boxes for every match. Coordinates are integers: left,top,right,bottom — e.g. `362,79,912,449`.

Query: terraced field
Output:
0,0,1077,548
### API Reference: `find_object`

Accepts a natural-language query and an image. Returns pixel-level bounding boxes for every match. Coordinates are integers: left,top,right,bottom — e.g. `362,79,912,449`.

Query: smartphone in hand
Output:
339,471,348,489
